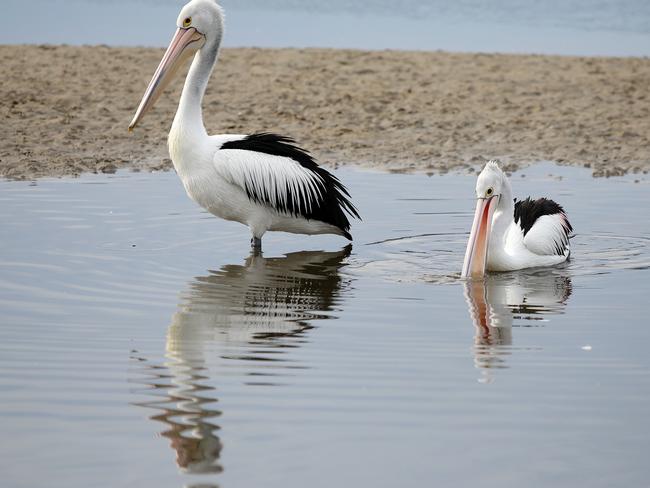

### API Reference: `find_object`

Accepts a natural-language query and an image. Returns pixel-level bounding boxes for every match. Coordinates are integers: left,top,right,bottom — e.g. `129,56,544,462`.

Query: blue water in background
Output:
1,0,649,55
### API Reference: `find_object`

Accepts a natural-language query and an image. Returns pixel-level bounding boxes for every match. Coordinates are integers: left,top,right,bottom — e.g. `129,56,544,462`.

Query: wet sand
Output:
1,44,649,180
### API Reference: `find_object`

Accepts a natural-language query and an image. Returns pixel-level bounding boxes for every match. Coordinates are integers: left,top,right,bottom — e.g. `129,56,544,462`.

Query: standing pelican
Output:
129,0,359,250
462,161,573,278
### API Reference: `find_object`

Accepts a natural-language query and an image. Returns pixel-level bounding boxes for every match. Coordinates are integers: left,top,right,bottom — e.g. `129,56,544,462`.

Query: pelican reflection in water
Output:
463,268,573,382
131,247,352,477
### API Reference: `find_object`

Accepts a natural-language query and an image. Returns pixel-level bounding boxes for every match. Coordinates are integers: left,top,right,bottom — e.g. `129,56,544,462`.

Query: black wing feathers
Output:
514,197,573,255
513,197,572,236
221,133,360,239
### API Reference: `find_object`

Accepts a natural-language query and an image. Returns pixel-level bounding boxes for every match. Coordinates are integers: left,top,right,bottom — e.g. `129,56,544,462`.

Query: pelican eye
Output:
182,17,192,28
486,188,494,196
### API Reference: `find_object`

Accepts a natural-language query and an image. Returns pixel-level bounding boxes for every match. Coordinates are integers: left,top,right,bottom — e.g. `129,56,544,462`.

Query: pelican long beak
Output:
461,196,498,279
128,27,205,131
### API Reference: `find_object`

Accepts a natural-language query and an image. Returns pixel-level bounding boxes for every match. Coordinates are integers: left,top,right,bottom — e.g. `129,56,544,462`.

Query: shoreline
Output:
1,45,649,180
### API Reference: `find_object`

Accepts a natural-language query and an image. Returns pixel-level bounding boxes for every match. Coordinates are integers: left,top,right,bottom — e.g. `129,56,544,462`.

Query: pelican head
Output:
128,0,224,131
475,160,507,200
461,161,508,279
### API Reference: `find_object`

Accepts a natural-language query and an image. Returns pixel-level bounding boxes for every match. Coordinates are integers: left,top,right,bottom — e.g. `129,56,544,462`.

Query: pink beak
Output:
461,196,498,279
129,27,205,131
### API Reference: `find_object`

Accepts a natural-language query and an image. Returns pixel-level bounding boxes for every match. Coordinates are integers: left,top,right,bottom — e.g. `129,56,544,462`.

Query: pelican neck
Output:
172,37,221,138
491,179,515,242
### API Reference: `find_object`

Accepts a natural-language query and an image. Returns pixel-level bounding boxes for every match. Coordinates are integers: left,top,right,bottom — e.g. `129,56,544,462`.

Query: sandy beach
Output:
1,44,649,180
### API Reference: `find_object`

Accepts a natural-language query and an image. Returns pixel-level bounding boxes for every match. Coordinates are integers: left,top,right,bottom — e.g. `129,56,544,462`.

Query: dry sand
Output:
1,44,649,180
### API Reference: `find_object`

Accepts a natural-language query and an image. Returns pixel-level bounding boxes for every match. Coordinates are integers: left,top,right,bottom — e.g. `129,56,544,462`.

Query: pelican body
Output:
462,161,573,278
129,0,359,250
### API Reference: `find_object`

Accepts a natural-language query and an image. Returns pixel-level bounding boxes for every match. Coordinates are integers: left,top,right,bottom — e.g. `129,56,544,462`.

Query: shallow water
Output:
2,0,650,56
1,163,649,487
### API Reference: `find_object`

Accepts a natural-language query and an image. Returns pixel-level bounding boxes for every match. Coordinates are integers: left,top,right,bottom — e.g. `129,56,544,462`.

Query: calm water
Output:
1,0,650,55
1,163,650,487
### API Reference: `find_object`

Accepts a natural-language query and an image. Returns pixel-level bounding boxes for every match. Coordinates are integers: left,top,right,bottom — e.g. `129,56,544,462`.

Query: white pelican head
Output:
461,161,509,279
128,0,224,131
475,160,507,200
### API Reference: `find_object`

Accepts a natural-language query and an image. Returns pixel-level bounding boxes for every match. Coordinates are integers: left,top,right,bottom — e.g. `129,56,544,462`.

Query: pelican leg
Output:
251,236,262,251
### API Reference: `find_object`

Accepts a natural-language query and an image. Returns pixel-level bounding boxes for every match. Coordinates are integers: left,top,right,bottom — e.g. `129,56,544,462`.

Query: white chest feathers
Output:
168,130,252,224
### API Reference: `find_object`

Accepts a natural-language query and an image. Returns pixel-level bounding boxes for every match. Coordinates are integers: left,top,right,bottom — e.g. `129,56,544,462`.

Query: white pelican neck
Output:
490,174,515,242
172,32,222,139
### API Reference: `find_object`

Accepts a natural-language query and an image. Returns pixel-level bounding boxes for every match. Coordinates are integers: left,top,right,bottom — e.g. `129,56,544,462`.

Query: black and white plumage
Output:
462,161,574,278
219,133,359,240
128,0,359,250
514,197,573,256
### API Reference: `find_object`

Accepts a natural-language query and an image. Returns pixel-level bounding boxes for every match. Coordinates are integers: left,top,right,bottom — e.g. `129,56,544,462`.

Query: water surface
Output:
1,163,649,487
2,0,649,56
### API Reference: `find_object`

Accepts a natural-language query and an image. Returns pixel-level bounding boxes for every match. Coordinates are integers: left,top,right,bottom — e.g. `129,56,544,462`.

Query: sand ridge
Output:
1,44,649,179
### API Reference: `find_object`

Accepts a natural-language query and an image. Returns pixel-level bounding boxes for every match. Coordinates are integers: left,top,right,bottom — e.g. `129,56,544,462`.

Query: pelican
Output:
128,0,359,250
461,161,573,278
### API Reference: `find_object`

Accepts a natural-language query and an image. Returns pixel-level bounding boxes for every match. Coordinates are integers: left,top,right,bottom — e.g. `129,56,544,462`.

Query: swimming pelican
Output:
461,161,573,278
128,0,359,250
